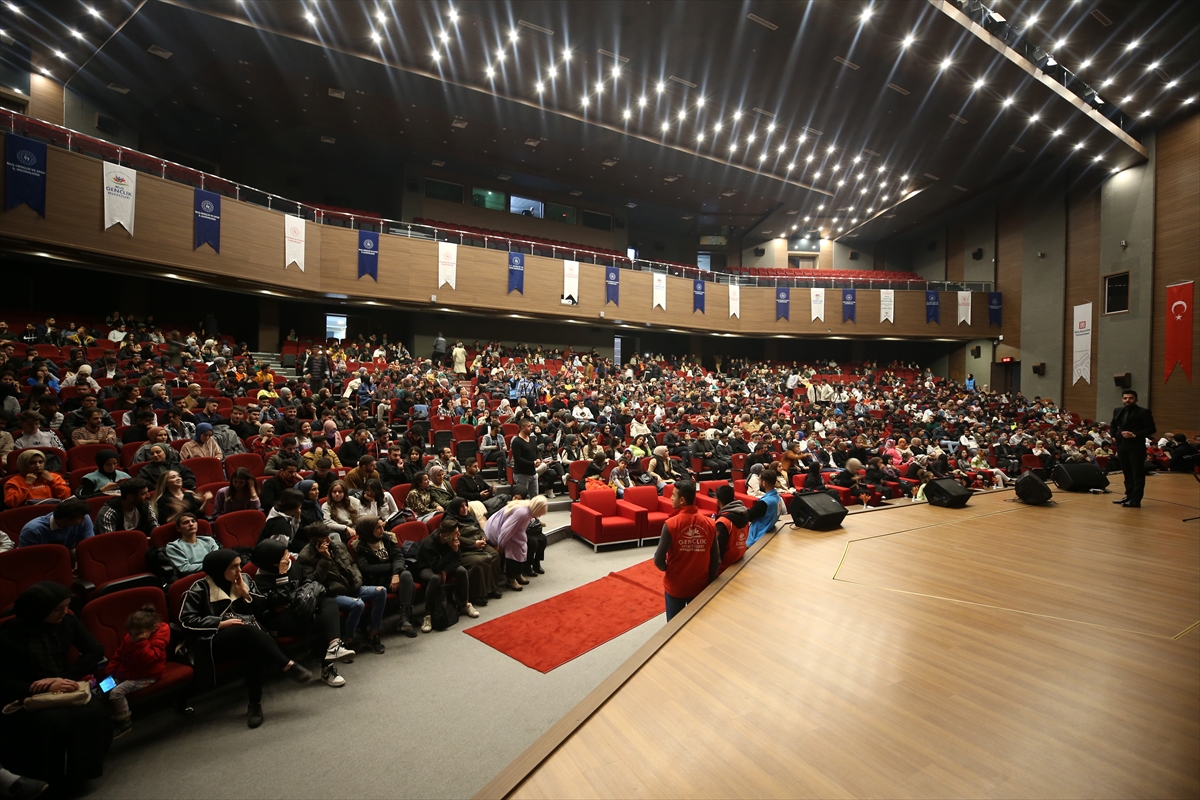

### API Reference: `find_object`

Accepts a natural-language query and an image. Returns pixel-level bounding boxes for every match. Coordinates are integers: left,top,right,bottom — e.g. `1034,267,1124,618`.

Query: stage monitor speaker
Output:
924,478,971,508
789,492,849,530
1014,472,1053,505
1052,463,1109,492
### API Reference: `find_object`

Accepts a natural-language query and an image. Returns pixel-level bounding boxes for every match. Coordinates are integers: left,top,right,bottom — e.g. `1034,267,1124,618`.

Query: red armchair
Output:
620,486,673,545
694,479,730,513
570,489,642,551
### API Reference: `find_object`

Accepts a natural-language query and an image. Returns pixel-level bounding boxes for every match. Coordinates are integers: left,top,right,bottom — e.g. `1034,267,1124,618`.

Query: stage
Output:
482,474,1200,799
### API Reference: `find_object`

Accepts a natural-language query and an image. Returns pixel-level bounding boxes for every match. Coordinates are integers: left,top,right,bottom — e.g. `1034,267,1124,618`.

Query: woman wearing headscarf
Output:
137,444,197,493
80,449,130,498
320,420,343,450
445,497,502,606
295,480,324,528
646,446,678,489
249,539,354,682
484,496,549,592
352,516,417,638
249,423,281,457
178,549,313,728
0,582,112,787
180,423,223,461
3,450,70,507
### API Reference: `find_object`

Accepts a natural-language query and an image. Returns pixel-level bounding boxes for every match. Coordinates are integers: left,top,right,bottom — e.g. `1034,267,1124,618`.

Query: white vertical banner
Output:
284,214,305,271
102,162,136,234
561,260,579,304
957,291,972,325
437,241,457,289
880,289,895,323
728,283,740,318
1072,302,1092,385
811,287,825,321
652,273,667,310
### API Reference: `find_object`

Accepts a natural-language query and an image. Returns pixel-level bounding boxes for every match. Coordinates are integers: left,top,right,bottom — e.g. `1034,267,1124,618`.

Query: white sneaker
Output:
464,603,480,619
321,664,345,687
324,640,356,662
421,614,433,634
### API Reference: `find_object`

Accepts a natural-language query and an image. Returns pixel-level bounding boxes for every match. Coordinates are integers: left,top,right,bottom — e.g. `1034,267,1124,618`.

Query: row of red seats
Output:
413,217,626,260
731,267,924,281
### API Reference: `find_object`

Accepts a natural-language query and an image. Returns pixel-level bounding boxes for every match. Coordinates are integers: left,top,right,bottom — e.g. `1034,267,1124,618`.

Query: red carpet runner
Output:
464,559,664,673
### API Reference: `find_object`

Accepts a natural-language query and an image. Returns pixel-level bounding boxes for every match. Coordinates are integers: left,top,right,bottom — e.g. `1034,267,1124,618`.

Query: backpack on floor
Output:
430,592,459,631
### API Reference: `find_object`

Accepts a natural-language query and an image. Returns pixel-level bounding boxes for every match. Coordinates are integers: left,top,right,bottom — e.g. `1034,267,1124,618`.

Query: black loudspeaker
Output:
1052,463,1109,492
924,478,971,508
1014,472,1054,505
971,346,981,358
1113,373,1131,388
848,250,860,260
789,492,849,530
1033,363,1046,376
754,247,766,257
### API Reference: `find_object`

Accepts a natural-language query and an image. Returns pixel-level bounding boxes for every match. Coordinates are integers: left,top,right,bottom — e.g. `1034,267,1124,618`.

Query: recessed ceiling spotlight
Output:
547,65,557,78
879,180,887,187
813,171,821,179
661,121,670,131
746,133,756,143
448,7,459,22
1140,109,1151,117
1074,142,1084,150
495,51,505,62
677,108,686,119
1052,128,1063,136
637,95,647,107
697,131,705,142
877,165,886,172
798,134,807,143
1002,97,1014,106
304,10,316,24
803,216,811,221
1111,166,1121,173
370,30,381,43
1126,40,1139,51
69,28,83,39
562,48,571,60
732,109,743,120
866,207,873,213
778,144,786,153
940,58,953,71
1123,94,1134,104
1167,79,1178,88
53,49,65,59
1079,59,1091,70
826,144,835,153
974,79,985,90
758,153,767,162
1029,113,1039,123
485,66,495,78
535,81,544,93
594,83,603,95
787,162,794,170
766,121,776,132
831,163,840,171
859,189,867,195
1054,39,1067,50
857,172,866,180
1026,13,1038,26
430,49,441,62
622,108,631,119
376,9,387,23
581,95,589,107
5,2,21,13
712,121,722,132
85,5,100,18
656,81,666,93
902,34,915,48
696,96,705,107
1101,77,1113,87
851,218,858,223
838,179,846,186
38,67,50,76
861,7,873,22
806,154,815,162
817,204,825,210
611,64,621,78
508,29,518,41
1186,96,1196,105
881,195,888,201
1093,155,1103,162
852,155,861,163
900,174,909,180
728,143,737,152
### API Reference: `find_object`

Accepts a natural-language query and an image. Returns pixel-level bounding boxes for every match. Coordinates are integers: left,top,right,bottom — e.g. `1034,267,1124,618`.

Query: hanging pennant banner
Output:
652,273,667,310
728,283,740,318
957,291,972,325
357,230,378,281
437,241,457,289
5,133,47,217
562,260,579,305
776,287,790,321
880,289,895,323
926,290,941,324
1072,302,1092,385
1165,280,1193,383
102,162,136,234
988,292,1003,326
810,287,825,321
605,266,620,306
285,214,305,271
507,252,524,294
693,279,706,314
843,288,857,323
193,188,221,252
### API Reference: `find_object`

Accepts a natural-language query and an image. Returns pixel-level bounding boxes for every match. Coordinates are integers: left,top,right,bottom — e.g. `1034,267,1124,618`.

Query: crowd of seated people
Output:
1,313,1196,791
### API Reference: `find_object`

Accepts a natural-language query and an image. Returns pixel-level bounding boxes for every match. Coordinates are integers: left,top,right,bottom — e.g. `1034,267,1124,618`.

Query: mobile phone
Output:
98,676,117,693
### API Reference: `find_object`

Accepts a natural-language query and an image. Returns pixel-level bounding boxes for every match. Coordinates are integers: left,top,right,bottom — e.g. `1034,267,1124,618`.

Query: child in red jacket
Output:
105,605,169,739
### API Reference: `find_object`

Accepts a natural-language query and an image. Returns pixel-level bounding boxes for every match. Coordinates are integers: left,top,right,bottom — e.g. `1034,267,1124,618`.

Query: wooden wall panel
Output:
995,199,1023,359
946,222,965,282
28,75,64,126
0,144,998,341
1063,187,1100,417
1153,114,1200,435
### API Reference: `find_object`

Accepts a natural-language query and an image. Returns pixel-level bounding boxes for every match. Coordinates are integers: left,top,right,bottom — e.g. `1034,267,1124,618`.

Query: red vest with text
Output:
663,505,717,599
717,515,749,574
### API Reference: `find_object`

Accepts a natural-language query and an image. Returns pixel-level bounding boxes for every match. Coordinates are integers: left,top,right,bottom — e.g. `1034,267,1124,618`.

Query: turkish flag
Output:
1165,281,1193,382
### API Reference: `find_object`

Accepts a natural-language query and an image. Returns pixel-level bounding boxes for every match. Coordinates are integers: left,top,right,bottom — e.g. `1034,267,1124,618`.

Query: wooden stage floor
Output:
502,474,1200,799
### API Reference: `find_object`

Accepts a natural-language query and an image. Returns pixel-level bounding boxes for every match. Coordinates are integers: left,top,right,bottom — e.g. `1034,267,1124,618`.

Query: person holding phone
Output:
103,605,170,740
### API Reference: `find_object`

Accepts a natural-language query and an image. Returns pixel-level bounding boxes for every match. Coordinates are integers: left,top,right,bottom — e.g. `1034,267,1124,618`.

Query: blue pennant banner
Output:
842,288,857,323
693,279,705,314
193,189,221,252
5,133,47,218
776,287,790,321
605,266,620,306
357,229,378,281
988,292,1002,326
926,290,941,324
508,252,525,294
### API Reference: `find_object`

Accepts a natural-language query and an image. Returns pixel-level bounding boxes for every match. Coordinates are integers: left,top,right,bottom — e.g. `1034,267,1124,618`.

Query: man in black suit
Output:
1110,389,1156,508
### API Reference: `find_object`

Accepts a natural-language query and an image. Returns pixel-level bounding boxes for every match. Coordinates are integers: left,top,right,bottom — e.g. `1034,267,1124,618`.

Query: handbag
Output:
2,684,91,714
290,579,325,619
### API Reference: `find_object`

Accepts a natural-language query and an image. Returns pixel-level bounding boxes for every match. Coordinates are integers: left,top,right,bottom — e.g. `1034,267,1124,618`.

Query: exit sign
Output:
1000,357,1014,363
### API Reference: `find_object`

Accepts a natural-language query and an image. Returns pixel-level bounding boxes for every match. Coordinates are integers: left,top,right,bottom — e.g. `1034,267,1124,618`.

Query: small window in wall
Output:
325,314,347,342
581,209,613,231
510,195,544,218
1104,272,1130,314
697,252,712,271
547,202,577,224
424,179,463,204
471,188,506,211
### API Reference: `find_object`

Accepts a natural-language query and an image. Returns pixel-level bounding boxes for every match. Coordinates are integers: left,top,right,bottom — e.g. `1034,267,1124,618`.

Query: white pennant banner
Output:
811,287,825,321
102,162,136,234
284,214,305,271
561,260,579,305
728,283,740,318
1072,302,1092,385
957,291,972,325
437,241,457,290
652,273,667,310
880,289,895,323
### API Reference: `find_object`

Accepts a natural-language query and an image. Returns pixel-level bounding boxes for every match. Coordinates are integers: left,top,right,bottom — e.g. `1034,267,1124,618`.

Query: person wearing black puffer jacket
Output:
352,517,417,639
414,517,476,634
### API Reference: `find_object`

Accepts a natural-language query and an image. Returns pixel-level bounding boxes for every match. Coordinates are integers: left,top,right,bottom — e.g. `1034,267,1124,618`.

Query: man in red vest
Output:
713,484,749,574
653,481,718,621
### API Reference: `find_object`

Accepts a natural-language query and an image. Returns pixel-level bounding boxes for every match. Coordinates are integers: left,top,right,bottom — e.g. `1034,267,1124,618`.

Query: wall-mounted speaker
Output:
754,247,766,257
1033,363,1046,376
1113,372,1131,388
95,113,119,135
972,248,984,260
970,346,981,358
848,250,860,260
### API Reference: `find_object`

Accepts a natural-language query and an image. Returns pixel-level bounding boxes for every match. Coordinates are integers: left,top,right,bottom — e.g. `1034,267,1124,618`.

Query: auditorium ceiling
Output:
6,0,1198,247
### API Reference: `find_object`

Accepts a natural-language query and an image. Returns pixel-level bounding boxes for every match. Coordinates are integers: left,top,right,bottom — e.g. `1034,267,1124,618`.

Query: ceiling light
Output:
495,51,505,62
1140,109,1151,117
1055,39,1067,50
860,189,867,195
1186,96,1196,105
1079,59,1091,70
661,121,669,131
838,179,846,186
1026,14,1038,26
713,121,722,132
851,218,858,223
1111,166,1121,173
778,144,786,153
6,2,21,13
535,81,544,93
901,174,909,180
902,34,915,48
439,30,450,42
611,64,621,78
696,132,705,142
812,171,821,179
1074,142,1084,150
1167,80,1177,88
656,81,666,93
940,58,953,71
1101,78,1113,87
448,8,459,22
547,65,557,78
826,144,835,153
581,95,589,107
817,204,825,210
304,10,316,24
562,48,571,60
792,225,797,231
806,154,815,162
787,162,794,170
69,28,83,39
767,122,776,132
733,109,743,120
856,172,865,180
485,66,495,78
866,208,873,213
861,7,873,22
876,165,886,173
1126,40,1139,51
53,49,65,59
696,96,705,107
852,155,861,163
728,143,737,152
638,95,647,107
1052,128,1063,136
831,163,840,171
758,154,767,162
38,67,50,76
1002,97,1014,107
508,29,519,42
1029,113,1039,123
85,5,100,18
622,108,631,119
1093,155,1103,162
879,180,886,187
746,133,756,143
594,84,602,95
370,30,381,43
1123,95,1134,104
803,216,811,221
678,109,687,120
881,195,888,201
974,79,985,90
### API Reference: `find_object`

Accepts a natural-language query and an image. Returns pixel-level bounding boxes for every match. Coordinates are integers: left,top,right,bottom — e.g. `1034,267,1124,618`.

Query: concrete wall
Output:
64,87,138,148
741,239,788,269
911,229,946,281
1096,136,1156,421
1020,180,1067,400
962,206,996,284
833,242,872,271
964,338,995,390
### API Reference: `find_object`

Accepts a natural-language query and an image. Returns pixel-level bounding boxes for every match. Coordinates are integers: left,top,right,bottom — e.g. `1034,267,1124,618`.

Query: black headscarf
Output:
202,548,240,592
13,581,71,625
251,539,288,574
95,448,120,475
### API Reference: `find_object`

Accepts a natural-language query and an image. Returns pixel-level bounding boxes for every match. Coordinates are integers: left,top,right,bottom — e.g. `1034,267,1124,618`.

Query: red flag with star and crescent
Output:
1165,280,1193,382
